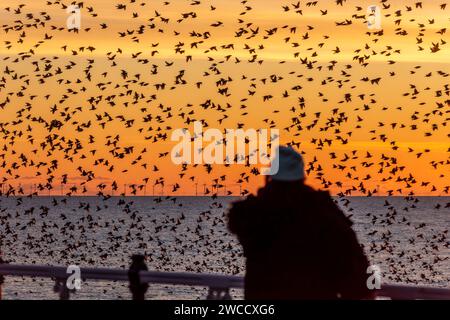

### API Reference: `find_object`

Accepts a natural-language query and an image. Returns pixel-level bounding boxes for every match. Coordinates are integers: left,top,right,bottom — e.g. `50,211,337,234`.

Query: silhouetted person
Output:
228,146,372,299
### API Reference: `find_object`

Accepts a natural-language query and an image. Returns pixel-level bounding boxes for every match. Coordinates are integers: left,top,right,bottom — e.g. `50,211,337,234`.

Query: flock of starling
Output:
0,0,448,298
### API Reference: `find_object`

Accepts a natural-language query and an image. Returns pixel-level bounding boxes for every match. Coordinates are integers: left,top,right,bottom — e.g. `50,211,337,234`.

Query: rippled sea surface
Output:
0,196,448,300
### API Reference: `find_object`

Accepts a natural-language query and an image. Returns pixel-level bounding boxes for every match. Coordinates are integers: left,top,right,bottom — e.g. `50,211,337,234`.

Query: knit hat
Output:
270,146,305,181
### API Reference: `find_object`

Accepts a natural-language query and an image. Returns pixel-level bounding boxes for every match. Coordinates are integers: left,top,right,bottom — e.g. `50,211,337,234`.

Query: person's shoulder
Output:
312,189,354,226
316,189,334,201
301,185,332,200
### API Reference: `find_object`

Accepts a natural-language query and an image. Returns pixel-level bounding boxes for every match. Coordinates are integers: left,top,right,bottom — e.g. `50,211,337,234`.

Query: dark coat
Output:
228,182,371,300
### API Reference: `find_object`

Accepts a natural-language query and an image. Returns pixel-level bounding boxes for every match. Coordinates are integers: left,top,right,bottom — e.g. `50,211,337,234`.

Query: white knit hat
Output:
270,146,305,181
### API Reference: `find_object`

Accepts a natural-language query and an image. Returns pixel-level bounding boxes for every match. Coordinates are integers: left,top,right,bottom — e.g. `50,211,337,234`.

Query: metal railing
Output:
0,263,449,300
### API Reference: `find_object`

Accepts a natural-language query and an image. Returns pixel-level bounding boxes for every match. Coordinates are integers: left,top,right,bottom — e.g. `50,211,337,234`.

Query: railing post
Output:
128,254,149,300
54,278,70,300
206,287,232,300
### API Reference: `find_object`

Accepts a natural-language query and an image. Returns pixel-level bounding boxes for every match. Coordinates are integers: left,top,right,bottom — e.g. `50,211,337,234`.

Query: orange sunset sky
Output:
0,0,449,196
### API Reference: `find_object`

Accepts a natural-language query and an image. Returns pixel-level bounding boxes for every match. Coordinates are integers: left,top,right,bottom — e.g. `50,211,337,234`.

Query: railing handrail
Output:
0,264,244,288
0,263,449,300
377,283,450,300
